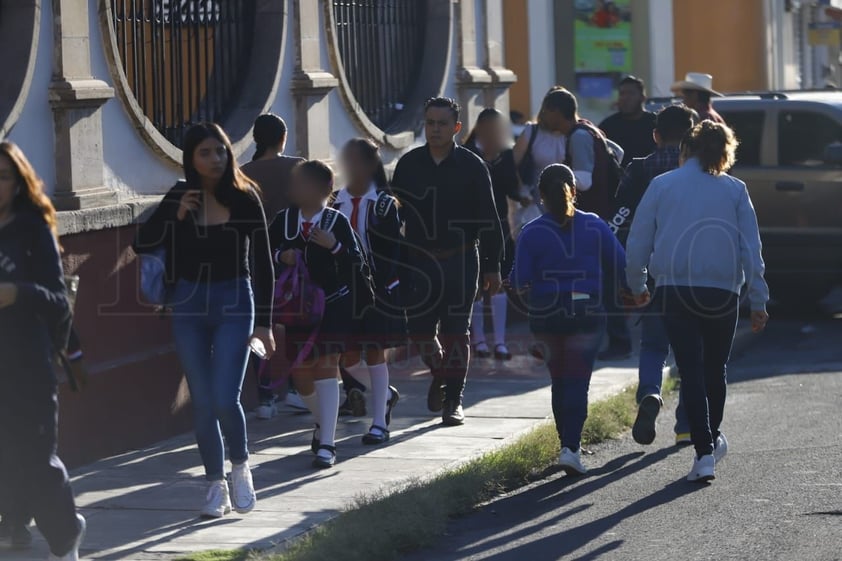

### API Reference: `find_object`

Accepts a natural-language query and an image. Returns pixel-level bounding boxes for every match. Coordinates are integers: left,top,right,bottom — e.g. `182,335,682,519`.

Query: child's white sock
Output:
368,362,390,430
314,378,340,448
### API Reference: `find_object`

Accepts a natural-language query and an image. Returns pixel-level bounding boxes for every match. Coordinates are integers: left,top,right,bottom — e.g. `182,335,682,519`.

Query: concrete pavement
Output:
2,342,642,560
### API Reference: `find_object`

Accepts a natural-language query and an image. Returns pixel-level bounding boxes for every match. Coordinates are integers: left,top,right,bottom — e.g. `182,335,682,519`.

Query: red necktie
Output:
301,221,313,239
350,197,362,232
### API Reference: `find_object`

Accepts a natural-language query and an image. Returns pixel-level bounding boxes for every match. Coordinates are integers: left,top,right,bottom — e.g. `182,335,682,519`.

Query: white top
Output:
527,124,567,185
334,183,378,254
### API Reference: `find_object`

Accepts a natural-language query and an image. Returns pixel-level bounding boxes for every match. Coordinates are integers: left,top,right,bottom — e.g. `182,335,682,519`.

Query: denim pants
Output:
659,286,738,458
406,250,480,401
638,310,690,435
171,277,254,481
529,295,606,452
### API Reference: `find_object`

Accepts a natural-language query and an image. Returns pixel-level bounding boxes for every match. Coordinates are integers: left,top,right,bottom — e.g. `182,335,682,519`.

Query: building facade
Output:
0,0,516,466
505,0,837,123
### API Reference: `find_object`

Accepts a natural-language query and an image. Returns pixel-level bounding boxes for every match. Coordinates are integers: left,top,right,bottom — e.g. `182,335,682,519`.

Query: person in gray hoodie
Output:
625,120,770,483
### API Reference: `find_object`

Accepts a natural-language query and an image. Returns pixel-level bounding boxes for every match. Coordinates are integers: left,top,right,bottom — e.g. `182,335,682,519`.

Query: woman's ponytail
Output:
538,164,576,227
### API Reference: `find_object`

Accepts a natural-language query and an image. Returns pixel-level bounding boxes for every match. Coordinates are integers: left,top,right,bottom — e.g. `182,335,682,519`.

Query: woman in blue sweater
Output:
511,164,626,475
625,121,769,483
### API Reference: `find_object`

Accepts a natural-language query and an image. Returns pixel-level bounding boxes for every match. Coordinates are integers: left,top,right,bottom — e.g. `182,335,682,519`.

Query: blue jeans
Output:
659,286,739,458
171,277,254,481
638,311,690,435
529,295,606,452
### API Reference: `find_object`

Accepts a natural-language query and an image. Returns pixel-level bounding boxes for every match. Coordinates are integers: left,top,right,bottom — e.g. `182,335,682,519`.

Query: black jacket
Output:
268,207,374,314
0,211,70,383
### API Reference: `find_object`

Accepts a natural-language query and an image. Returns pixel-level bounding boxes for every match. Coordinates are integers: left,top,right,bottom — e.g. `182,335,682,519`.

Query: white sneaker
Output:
256,400,278,420
284,390,309,411
558,447,587,475
201,480,232,518
687,454,716,482
714,433,728,463
47,514,85,561
230,461,257,514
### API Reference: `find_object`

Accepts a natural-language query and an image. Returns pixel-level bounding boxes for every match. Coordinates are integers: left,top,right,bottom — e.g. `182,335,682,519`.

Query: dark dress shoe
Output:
427,375,445,412
312,445,336,469
386,386,400,425
494,344,512,361
473,343,491,358
362,425,391,445
442,400,465,426
310,424,321,454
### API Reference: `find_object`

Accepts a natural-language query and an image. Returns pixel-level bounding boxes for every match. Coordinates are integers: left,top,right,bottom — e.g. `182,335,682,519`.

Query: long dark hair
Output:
537,87,577,130
0,142,58,240
463,107,504,148
538,164,576,227
251,113,287,161
341,138,390,193
182,122,259,205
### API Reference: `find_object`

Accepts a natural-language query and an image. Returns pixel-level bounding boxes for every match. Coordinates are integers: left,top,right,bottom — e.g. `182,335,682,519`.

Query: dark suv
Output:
647,92,842,303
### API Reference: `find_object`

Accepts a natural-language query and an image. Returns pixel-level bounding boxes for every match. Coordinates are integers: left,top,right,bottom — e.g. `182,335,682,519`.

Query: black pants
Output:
0,378,80,556
407,250,480,402
603,270,631,349
659,286,739,458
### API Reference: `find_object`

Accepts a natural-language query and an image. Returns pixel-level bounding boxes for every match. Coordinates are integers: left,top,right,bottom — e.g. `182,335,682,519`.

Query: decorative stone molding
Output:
50,0,116,211
57,196,161,237
0,0,40,138
291,0,338,160
324,0,452,149
482,0,517,112
98,0,287,166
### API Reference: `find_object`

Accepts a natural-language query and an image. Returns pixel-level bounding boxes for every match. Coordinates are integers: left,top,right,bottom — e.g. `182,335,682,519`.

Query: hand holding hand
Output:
751,310,769,333
309,227,337,250
177,190,202,221
484,272,503,294
0,283,18,309
280,249,299,266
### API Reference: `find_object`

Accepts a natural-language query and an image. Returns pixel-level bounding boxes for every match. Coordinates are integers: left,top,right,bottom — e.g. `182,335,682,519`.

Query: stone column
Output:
291,0,338,160
456,0,493,129
49,0,116,210
483,0,517,115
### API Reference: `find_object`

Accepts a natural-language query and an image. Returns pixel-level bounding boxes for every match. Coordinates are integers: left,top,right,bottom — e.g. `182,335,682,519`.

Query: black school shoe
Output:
313,445,337,469
632,394,663,445
386,386,400,425
362,425,391,445
442,400,466,426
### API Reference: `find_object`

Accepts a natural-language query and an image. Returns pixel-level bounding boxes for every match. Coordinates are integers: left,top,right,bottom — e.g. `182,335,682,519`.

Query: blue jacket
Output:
511,210,626,307
625,158,769,311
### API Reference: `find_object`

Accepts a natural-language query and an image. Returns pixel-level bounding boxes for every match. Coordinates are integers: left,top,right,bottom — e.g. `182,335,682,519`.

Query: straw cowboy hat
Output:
670,72,723,97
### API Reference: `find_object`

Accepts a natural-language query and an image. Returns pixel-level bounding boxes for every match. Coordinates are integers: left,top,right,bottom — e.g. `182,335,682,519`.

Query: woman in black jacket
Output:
135,123,275,519
0,142,85,560
333,138,405,445
269,160,373,468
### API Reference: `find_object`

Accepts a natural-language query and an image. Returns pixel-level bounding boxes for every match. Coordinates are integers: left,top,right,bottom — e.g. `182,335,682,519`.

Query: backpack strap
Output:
525,123,539,155
319,207,340,232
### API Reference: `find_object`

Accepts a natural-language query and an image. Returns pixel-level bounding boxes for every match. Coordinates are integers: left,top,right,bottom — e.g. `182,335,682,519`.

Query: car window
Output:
719,111,764,166
778,111,842,167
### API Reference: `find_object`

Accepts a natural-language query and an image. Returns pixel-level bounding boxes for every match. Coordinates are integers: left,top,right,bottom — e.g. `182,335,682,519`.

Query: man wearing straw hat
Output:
671,72,726,125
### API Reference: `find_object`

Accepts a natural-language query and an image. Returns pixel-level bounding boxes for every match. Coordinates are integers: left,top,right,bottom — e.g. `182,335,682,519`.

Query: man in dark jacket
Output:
392,97,503,426
609,104,697,447
599,76,656,166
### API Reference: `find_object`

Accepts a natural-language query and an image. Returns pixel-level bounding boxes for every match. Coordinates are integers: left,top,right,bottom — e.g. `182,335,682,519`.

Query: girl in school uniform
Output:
333,138,405,445
269,160,373,468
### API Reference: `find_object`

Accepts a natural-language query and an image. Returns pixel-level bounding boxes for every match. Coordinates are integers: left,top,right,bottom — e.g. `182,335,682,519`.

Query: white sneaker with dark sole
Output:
201,480,232,519
714,433,728,463
231,461,257,514
687,454,716,482
256,401,278,420
559,447,587,476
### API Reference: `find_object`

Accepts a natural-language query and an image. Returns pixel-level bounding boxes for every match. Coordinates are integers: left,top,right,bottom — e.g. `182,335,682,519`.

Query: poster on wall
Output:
573,0,633,120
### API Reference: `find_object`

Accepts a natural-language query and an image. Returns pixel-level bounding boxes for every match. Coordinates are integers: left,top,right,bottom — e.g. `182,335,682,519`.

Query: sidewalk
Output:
2,324,753,560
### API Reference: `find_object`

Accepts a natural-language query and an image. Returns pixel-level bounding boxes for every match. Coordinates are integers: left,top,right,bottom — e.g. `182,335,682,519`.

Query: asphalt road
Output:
401,313,842,561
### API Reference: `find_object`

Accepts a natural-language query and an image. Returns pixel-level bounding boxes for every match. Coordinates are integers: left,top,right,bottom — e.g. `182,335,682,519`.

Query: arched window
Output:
109,1,256,148
332,0,428,132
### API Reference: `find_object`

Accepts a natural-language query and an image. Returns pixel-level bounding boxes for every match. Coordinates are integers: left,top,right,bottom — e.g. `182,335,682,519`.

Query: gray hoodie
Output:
625,158,770,311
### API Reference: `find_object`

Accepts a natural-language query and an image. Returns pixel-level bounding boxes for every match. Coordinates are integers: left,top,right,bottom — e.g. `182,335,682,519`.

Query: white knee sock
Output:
314,378,340,448
368,362,390,429
344,361,371,389
491,293,508,348
471,300,486,346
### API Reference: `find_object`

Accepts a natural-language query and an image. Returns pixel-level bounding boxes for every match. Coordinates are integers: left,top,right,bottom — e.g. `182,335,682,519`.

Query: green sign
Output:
574,0,633,73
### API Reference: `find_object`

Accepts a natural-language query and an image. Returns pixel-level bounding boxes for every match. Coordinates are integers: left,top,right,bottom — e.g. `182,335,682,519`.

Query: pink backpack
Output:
258,253,325,389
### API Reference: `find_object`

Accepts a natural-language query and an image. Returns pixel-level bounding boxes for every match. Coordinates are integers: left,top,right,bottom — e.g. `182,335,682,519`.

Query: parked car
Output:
645,92,842,304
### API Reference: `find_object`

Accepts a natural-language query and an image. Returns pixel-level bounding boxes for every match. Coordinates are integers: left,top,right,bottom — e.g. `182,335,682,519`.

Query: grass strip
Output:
177,378,680,561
